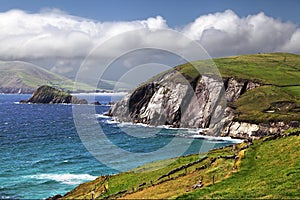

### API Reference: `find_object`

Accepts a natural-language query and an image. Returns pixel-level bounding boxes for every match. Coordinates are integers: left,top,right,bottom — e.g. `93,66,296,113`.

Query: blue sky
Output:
0,0,299,27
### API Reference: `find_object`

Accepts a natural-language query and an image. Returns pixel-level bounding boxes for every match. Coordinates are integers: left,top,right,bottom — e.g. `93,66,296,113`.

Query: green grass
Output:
233,86,300,123
177,135,300,199
172,53,300,87
214,53,300,86
283,86,300,98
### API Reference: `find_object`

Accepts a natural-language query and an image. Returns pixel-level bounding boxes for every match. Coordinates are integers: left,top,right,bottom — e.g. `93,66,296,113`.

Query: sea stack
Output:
20,85,88,104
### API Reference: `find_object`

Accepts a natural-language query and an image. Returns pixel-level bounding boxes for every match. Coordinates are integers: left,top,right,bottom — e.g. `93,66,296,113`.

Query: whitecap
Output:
24,173,97,185
189,135,243,143
105,119,119,124
95,114,111,119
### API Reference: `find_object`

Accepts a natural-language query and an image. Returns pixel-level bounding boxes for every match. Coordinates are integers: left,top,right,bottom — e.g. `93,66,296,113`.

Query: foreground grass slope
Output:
178,133,300,199
63,133,299,199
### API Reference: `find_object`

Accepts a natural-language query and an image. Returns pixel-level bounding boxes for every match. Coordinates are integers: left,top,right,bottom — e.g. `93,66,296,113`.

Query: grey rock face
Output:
223,77,260,103
221,121,295,139
109,71,260,134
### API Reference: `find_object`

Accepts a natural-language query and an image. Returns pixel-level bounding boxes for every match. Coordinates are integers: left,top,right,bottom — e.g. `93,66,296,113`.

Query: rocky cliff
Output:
108,69,265,139
108,53,300,139
20,85,87,104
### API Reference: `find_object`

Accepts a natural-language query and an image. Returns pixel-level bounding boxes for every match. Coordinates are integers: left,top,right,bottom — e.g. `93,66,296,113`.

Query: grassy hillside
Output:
174,52,300,92
178,132,300,199
0,60,95,92
233,85,300,123
62,132,299,199
214,52,300,86
176,53,300,123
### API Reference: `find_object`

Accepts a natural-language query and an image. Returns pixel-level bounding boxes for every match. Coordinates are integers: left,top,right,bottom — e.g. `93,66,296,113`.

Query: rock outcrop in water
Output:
20,85,87,104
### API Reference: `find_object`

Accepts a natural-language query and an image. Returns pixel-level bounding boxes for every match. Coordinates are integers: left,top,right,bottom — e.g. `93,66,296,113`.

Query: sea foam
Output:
24,173,97,185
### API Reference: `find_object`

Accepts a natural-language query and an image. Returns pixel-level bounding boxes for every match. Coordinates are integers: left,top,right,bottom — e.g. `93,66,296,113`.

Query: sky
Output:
1,0,300,27
0,0,299,86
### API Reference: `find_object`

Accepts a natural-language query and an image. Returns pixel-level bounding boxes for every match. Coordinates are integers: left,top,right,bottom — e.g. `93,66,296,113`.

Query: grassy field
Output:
63,133,299,199
214,52,300,86
178,133,300,199
233,86,300,123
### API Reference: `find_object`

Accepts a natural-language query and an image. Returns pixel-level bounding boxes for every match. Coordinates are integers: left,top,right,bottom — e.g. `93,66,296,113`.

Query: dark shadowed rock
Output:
45,194,62,200
71,96,88,104
91,101,101,105
20,85,87,104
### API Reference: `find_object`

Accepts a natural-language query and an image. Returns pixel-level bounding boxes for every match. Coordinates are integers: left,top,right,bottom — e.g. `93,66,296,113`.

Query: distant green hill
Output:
0,60,95,93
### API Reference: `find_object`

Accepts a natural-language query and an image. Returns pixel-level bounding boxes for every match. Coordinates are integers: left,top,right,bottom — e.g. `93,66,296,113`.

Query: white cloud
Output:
182,10,298,56
0,9,168,60
0,9,299,78
279,29,300,52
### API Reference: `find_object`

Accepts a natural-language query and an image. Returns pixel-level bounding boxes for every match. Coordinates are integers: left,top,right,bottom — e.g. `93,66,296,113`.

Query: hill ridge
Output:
0,60,95,93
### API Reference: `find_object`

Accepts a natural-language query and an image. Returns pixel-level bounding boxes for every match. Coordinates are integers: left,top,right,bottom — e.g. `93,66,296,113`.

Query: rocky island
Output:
20,85,88,104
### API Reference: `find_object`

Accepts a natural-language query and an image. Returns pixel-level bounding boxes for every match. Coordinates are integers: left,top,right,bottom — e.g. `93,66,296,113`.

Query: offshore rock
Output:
20,85,87,104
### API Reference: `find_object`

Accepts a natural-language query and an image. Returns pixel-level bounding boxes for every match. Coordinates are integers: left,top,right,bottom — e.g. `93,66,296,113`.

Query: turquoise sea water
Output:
0,94,239,199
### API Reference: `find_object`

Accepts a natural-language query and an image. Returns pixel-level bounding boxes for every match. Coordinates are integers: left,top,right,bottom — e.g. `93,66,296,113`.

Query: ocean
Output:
0,94,241,199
